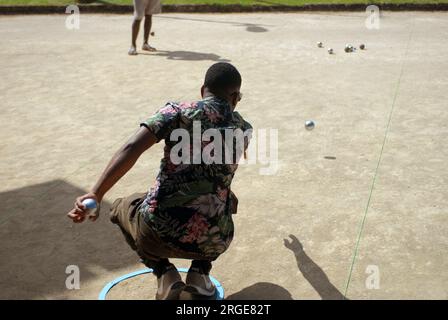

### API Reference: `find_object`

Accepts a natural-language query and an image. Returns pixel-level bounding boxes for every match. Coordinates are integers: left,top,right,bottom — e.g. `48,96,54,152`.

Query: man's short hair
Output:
204,62,242,94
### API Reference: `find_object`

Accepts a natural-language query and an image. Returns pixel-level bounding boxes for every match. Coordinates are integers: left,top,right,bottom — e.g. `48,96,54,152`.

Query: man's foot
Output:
155,266,185,300
128,46,137,55
142,43,156,52
184,267,216,297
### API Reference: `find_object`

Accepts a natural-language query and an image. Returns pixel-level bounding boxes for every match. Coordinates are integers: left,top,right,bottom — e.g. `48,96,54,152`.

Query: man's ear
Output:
231,92,239,107
200,85,205,98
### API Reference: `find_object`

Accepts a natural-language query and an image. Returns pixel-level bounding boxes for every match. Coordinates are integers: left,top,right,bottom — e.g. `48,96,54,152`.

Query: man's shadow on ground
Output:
283,234,346,300
226,235,345,300
140,50,230,62
184,234,346,300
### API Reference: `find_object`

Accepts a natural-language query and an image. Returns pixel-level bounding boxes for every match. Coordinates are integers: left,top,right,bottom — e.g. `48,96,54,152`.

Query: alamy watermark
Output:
65,5,80,30
365,264,380,289
65,265,80,290
169,122,278,175
365,5,380,30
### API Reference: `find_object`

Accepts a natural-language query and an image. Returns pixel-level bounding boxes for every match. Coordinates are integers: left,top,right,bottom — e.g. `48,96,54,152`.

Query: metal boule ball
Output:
305,120,315,131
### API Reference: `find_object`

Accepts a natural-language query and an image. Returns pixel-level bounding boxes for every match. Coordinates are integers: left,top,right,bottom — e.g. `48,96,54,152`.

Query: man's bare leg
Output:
144,15,152,44
129,18,142,55
142,15,156,51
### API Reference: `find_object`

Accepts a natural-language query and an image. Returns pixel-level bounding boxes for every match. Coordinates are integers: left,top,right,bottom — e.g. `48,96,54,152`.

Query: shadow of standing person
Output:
284,235,347,300
142,50,230,62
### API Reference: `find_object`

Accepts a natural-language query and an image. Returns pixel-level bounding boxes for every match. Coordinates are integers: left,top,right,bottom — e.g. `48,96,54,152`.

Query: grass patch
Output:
1,0,447,6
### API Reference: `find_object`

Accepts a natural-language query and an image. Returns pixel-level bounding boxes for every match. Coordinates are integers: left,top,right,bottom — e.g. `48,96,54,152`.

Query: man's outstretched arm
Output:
67,127,157,223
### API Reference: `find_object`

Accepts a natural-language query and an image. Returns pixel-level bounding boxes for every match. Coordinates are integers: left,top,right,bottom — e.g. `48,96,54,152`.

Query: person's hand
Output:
67,193,100,223
283,234,303,252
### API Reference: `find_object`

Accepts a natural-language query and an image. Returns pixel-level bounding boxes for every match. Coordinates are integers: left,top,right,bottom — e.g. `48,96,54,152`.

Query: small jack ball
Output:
317,42,323,48
305,120,315,131
359,44,366,50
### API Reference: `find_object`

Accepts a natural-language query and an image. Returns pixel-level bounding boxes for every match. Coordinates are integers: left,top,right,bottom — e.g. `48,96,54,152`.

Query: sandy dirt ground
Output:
0,12,447,300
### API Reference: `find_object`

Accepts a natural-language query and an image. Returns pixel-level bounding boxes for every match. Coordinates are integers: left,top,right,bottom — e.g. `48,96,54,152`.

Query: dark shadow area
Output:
180,282,292,300
284,235,346,300
0,180,137,299
243,24,268,33
226,282,293,300
159,16,270,33
144,50,230,62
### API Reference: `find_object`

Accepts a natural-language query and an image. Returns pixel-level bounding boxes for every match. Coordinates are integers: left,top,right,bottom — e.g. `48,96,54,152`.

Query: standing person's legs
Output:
142,0,160,51
143,15,152,45
131,19,142,49
141,15,156,51
129,0,146,55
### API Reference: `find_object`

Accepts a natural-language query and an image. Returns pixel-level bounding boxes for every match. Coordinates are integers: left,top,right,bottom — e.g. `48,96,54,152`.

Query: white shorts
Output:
133,0,162,20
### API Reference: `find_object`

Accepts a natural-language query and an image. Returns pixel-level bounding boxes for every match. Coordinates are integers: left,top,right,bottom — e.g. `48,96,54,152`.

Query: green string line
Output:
343,26,414,299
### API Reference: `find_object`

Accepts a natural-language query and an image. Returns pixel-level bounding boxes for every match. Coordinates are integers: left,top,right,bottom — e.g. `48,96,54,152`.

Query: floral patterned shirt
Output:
139,96,252,259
